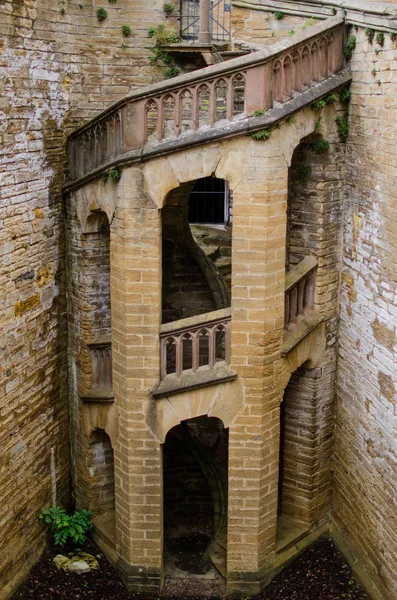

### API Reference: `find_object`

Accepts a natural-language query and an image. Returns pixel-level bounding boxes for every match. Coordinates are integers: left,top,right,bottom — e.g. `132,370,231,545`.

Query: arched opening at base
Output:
163,416,228,592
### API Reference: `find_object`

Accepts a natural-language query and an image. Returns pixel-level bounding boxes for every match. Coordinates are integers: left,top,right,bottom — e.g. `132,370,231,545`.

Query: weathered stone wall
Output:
232,7,316,48
0,0,174,595
333,26,397,600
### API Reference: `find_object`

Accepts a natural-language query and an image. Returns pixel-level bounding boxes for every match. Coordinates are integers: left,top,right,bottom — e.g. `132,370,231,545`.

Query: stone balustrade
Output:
68,16,344,182
284,256,317,332
159,307,231,380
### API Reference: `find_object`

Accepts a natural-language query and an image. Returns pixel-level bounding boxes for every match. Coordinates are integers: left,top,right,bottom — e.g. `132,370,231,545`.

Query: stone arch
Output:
162,415,228,580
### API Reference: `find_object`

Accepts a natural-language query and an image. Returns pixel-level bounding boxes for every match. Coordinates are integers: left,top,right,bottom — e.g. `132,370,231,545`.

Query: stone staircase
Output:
190,225,232,291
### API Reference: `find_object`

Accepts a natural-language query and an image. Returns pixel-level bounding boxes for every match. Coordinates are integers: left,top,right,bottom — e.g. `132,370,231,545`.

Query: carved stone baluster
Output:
175,334,183,377
225,322,231,364
208,326,215,368
192,331,199,372
289,286,298,328
305,271,315,310
209,82,216,125
297,279,306,317
284,291,290,330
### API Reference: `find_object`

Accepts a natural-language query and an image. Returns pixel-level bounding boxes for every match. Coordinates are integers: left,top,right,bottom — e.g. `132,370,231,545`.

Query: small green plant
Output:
150,47,170,63
314,139,330,153
390,32,397,42
148,22,179,44
163,3,174,15
286,115,295,124
148,26,156,37
375,32,384,47
103,168,121,182
288,30,295,36
164,65,179,78
297,165,312,185
251,128,271,140
344,35,356,60
120,42,128,49
251,109,264,117
122,24,132,37
274,11,284,20
331,7,337,15
109,0,117,3
311,93,337,111
365,27,375,44
38,507,93,546
340,87,351,103
97,7,107,21
79,4,83,8
377,79,381,86
371,66,377,75
314,115,322,133
336,113,349,141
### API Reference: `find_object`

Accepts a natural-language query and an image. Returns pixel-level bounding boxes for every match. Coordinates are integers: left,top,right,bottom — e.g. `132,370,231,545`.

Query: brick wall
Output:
0,0,172,595
333,26,397,600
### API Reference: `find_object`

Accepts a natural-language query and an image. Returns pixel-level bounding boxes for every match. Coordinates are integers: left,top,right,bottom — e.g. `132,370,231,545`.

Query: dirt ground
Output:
12,536,370,600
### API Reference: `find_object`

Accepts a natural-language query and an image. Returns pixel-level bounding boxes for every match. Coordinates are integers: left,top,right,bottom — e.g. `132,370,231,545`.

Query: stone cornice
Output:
233,0,397,31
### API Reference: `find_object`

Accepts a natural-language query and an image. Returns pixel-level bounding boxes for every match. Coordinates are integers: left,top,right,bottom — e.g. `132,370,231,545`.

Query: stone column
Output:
199,0,211,44
110,167,163,593
226,141,288,595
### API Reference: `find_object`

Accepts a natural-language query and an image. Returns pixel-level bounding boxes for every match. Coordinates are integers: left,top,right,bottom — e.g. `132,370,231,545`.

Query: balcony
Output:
282,256,324,356
152,307,236,398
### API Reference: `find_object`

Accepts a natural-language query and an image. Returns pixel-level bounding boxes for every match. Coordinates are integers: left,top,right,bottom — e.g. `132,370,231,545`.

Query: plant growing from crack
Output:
251,128,271,140
122,24,132,37
102,168,121,182
365,27,375,44
297,165,312,185
313,139,330,153
97,7,107,21
343,35,356,60
274,11,284,20
163,3,174,15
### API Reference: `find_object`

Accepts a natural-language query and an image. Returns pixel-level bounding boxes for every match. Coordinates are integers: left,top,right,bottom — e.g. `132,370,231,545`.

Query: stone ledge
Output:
152,362,237,398
80,389,114,403
233,0,397,31
282,313,325,356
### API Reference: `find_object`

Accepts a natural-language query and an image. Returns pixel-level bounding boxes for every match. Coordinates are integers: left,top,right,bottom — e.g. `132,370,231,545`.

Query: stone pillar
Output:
226,142,288,595
199,0,211,44
110,167,163,593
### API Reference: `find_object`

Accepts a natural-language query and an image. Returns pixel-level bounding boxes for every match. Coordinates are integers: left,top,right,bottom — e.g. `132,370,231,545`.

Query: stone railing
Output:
284,256,317,332
81,337,114,402
159,307,231,381
68,16,344,181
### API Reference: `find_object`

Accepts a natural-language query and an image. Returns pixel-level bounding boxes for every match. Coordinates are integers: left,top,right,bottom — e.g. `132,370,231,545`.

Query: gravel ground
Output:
12,536,370,600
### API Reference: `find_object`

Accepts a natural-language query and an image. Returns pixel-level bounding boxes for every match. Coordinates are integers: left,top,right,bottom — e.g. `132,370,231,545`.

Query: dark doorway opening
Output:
162,416,228,592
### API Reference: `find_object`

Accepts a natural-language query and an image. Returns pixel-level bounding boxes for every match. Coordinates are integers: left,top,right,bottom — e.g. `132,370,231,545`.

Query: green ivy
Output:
375,32,384,47
336,113,349,141
365,28,375,44
297,166,312,185
343,35,356,60
103,168,121,182
313,140,330,153
97,7,107,21
251,128,271,140
340,87,351,103
163,3,174,14
311,94,337,111
38,507,93,546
